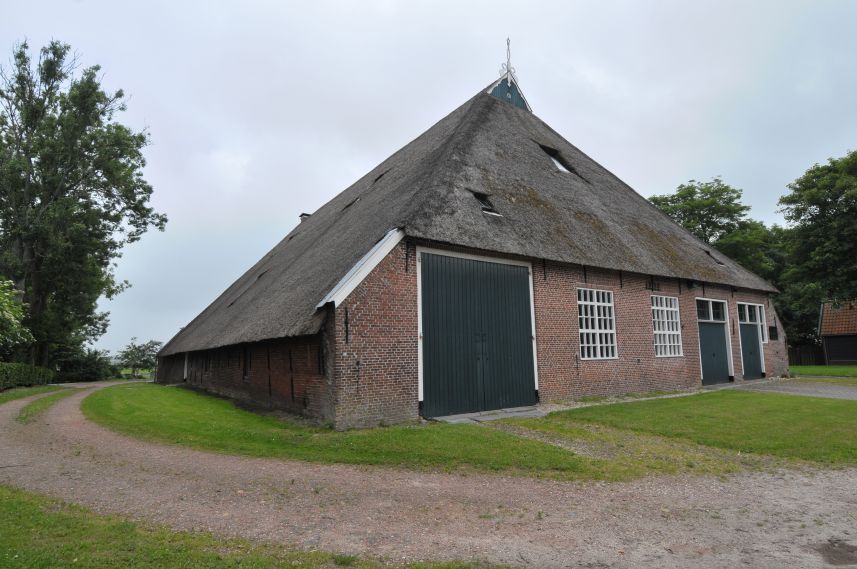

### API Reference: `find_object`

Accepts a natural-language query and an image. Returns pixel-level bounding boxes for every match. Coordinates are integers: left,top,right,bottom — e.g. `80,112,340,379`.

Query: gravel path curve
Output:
1,383,856,568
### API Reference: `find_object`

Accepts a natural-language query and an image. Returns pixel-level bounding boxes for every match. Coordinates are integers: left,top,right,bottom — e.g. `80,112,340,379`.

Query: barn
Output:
157,70,789,428
819,301,857,365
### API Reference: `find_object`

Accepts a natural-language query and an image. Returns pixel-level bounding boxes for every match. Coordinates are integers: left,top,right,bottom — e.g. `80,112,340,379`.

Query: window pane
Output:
738,304,746,322
711,301,725,321
696,299,709,320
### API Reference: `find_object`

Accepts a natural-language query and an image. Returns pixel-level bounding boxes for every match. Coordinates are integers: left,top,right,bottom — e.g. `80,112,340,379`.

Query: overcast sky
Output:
3,0,855,353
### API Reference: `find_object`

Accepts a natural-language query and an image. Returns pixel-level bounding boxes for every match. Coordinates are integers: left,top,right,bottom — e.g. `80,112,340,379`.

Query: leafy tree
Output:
649,177,751,244
712,220,788,284
0,41,167,366
650,178,785,283
776,149,857,345
779,149,857,303
0,278,33,359
117,337,162,378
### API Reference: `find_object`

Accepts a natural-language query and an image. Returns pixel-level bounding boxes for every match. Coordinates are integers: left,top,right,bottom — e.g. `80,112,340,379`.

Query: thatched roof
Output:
160,77,774,356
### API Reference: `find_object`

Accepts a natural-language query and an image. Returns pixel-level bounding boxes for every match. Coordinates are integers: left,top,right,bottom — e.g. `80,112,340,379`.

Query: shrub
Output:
0,362,55,389
54,347,116,383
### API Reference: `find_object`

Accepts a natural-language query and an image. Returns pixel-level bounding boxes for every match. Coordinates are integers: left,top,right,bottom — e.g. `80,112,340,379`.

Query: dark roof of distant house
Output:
160,75,776,356
820,301,857,336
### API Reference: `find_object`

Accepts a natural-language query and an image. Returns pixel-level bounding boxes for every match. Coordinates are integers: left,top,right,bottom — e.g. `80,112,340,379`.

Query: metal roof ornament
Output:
499,37,517,86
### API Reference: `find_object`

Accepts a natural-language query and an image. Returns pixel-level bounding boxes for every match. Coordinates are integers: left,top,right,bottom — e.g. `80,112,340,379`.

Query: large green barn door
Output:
739,324,763,379
421,252,536,417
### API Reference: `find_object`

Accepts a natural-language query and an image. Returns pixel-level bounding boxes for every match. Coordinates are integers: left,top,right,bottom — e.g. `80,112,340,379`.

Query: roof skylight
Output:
472,192,502,216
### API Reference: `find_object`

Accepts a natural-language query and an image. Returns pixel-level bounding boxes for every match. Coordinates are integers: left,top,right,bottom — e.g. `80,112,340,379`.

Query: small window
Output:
711,301,725,321
539,144,573,174
697,299,727,323
696,299,710,321
577,288,617,359
747,305,757,323
652,295,683,357
472,192,501,216
768,325,778,341
738,302,768,343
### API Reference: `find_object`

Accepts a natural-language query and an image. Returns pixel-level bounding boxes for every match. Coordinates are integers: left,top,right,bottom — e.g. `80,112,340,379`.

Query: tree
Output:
0,278,33,359
117,337,162,378
0,41,167,366
779,149,857,303
649,178,784,282
776,149,857,345
711,220,788,284
649,177,751,244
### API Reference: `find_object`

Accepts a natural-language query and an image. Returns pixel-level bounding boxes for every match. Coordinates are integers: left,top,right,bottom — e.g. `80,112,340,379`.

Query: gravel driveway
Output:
1,384,856,568
737,378,857,401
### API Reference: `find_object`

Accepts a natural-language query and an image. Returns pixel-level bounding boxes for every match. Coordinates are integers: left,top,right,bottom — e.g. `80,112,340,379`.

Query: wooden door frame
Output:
695,297,735,383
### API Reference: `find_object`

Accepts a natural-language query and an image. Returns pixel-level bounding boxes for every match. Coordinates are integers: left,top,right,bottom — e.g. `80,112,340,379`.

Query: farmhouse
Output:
819,301,857,365
157,69,788,428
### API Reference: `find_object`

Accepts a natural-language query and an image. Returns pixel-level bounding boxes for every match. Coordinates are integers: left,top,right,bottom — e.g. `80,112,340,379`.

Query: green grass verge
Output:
551,390,857,464
0,485,492,569
790,365,857,377
83,383,596,479
16,389,77,424
0,385,64,405
81,384,795,482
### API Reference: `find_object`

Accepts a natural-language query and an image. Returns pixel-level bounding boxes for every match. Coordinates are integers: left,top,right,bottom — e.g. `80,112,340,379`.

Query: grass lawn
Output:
0,385,65,405
83,383,599,479
538,390,857,465
16,389,78,424
83,384,797,482
0,485,488,569
790,365,857,377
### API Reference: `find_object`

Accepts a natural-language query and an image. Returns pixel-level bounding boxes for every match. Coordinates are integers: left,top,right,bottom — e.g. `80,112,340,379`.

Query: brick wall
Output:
156,335,332,422
159,240,789,428
332,241,419,428
331,240,789,426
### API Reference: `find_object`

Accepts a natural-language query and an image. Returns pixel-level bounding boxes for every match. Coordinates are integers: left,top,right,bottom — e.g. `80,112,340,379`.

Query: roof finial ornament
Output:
499,37,517,86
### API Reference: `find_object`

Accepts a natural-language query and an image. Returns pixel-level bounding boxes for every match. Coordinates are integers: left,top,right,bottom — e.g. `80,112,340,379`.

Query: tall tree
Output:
776,150,857,345
0,41,166,365
779,150,857,303
649,177,751,244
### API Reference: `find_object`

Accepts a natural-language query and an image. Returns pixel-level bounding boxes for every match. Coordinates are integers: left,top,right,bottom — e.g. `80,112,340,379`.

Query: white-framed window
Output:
696,298,727,322
651,295,683,357
577,288,617,359
738,302,768,343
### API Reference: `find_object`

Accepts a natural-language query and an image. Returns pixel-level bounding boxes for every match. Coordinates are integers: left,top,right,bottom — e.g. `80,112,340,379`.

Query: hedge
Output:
0,363,55,390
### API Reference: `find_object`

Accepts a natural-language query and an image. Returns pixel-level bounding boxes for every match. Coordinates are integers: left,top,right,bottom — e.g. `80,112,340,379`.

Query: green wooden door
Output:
740,324,763,379
421,252,536,417
698,322,730,385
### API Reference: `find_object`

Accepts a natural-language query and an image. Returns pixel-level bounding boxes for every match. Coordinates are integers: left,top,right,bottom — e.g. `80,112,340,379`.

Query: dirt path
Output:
1,384,856,568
